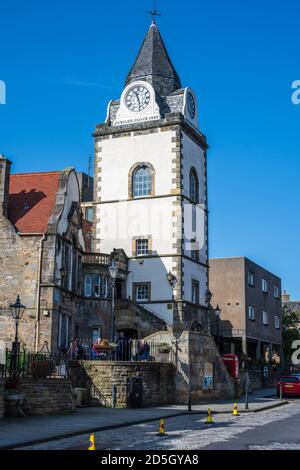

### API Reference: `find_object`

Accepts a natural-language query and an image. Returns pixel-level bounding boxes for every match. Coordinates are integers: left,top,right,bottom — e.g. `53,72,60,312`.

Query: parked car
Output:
277,376,300,397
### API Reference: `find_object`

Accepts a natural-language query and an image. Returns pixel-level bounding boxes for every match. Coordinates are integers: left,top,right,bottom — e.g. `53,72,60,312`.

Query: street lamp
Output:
10,295,26,360
205,289,212,306
109,260,119,342
214,304,221,350
166,271,178,290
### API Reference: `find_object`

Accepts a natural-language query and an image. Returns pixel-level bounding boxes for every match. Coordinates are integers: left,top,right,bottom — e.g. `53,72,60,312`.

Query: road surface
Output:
18,400,300,450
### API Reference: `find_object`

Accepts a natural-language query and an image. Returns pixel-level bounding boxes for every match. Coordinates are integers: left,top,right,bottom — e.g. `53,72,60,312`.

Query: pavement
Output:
0,387,288,449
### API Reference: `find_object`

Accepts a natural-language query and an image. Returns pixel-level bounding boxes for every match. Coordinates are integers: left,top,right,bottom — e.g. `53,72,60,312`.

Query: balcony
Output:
83,253,112,266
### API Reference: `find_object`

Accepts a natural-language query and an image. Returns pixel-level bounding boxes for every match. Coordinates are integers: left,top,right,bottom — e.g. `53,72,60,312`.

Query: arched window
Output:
190,168,199,204
132,165,153,198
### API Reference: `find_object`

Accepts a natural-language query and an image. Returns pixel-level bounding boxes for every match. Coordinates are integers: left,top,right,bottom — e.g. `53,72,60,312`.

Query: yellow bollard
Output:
232,402,240,416
157,418,167,437
204,408,214,424
88,434,96,451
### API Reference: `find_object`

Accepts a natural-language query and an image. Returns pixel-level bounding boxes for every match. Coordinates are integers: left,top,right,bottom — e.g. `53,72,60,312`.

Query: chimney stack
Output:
0,154,11,217
282,290,291,303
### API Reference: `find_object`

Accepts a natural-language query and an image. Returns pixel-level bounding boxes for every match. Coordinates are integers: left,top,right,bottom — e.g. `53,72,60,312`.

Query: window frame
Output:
191,279,200,305
93,274,101,298
84,274,92,297
275,316,280,329
262,278,268,293
248,305,255,321
92,326,101,344
85,206,94,223
133,282,151,303
248,270,255,287
129,162,155,199
189,168,199,204
262,310,269,326
274,285,279,298
136,239,149,257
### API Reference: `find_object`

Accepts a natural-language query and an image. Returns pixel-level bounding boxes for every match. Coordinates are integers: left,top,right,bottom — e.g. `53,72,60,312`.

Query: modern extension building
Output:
209,257,283,361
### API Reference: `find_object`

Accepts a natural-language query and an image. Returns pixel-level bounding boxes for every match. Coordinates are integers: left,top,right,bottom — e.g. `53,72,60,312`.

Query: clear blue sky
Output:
0,0,299,299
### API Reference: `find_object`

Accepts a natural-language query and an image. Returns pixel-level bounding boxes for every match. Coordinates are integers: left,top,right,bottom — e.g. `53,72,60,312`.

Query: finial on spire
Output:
147,0,161,24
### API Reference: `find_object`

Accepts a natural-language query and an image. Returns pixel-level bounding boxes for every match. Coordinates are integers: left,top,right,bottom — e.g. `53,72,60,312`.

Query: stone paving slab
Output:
0,388,288,449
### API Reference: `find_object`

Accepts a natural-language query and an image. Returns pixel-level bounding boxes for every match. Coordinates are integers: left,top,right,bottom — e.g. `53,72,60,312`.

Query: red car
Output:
277,376,300,397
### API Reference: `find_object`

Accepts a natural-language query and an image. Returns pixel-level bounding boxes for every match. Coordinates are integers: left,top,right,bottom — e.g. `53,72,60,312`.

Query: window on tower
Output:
190,168,199,204
132,165,152,198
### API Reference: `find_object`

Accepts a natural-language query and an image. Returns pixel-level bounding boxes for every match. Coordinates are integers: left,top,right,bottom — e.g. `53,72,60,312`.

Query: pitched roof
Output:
125,22,181,96
8,171,61,233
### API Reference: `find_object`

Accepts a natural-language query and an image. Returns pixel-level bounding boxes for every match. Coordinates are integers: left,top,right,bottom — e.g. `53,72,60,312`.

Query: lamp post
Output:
10,295,26,371
214,304,221,350
109,260,119,342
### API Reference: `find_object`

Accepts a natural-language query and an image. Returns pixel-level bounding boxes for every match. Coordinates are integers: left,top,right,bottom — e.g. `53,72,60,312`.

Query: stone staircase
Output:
115,299,169,337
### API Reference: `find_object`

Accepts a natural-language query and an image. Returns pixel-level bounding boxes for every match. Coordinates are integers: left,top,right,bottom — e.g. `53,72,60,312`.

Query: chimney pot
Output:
0,155,12,217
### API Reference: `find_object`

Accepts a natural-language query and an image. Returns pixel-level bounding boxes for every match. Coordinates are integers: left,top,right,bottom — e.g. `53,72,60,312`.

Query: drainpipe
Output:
35,234,47,353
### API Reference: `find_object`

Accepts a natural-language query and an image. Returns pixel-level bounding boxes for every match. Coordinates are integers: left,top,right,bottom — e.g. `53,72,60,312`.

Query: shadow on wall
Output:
129,253,172,303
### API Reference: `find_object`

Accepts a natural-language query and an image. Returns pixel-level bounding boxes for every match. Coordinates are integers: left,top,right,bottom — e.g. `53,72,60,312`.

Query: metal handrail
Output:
89,381,112,408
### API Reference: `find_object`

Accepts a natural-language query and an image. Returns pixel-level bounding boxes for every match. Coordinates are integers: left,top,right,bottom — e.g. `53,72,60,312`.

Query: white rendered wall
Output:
97,130,176,202
96,129,179,324
96,197,176,256
183,258,208,306
181,130,208,306
181,129,207,265
95,121,208,323
182,131,206,205
128,257,175,299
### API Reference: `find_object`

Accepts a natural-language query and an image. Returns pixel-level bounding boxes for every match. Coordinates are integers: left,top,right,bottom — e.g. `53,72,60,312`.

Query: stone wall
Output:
145,330,235,404
19,379,76,416
0,215,41,351
80,362,175,408
0,379,4,419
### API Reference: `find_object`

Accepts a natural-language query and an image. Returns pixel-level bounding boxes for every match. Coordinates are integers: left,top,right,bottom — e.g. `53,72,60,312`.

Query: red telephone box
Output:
222,354,239,379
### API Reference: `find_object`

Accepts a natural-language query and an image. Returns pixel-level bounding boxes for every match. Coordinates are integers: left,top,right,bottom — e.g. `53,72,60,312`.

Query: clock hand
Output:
134,92,141,107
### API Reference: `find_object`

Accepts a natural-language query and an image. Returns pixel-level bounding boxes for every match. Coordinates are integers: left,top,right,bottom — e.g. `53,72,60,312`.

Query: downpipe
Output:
35,234,47,353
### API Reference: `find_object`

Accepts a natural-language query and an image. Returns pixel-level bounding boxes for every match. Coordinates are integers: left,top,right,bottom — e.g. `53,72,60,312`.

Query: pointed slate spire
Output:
125,22,182,97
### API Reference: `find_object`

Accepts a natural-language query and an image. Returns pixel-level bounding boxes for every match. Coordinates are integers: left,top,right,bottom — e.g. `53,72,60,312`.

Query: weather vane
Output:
148,0,161,23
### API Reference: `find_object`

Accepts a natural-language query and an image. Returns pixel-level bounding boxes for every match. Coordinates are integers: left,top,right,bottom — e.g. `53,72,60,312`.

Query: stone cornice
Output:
93,112,209,151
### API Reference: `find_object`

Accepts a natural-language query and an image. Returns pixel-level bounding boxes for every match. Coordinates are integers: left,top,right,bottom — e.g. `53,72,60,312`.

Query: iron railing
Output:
1,350,69,379
73,339,174,363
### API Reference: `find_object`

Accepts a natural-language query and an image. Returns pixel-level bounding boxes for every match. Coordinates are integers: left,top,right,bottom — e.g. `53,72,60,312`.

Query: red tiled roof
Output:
8,171,61,233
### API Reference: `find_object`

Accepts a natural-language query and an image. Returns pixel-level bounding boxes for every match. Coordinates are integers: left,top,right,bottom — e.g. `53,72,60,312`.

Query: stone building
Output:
209,257,283,361
0,157,111,352
0,155,167,353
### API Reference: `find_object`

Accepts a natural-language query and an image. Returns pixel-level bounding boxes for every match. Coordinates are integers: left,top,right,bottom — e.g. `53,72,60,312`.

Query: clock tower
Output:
93,21,209,333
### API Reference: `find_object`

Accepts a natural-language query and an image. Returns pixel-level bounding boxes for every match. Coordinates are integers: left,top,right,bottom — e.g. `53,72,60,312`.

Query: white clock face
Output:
187,92,196,119
125,85,151,112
